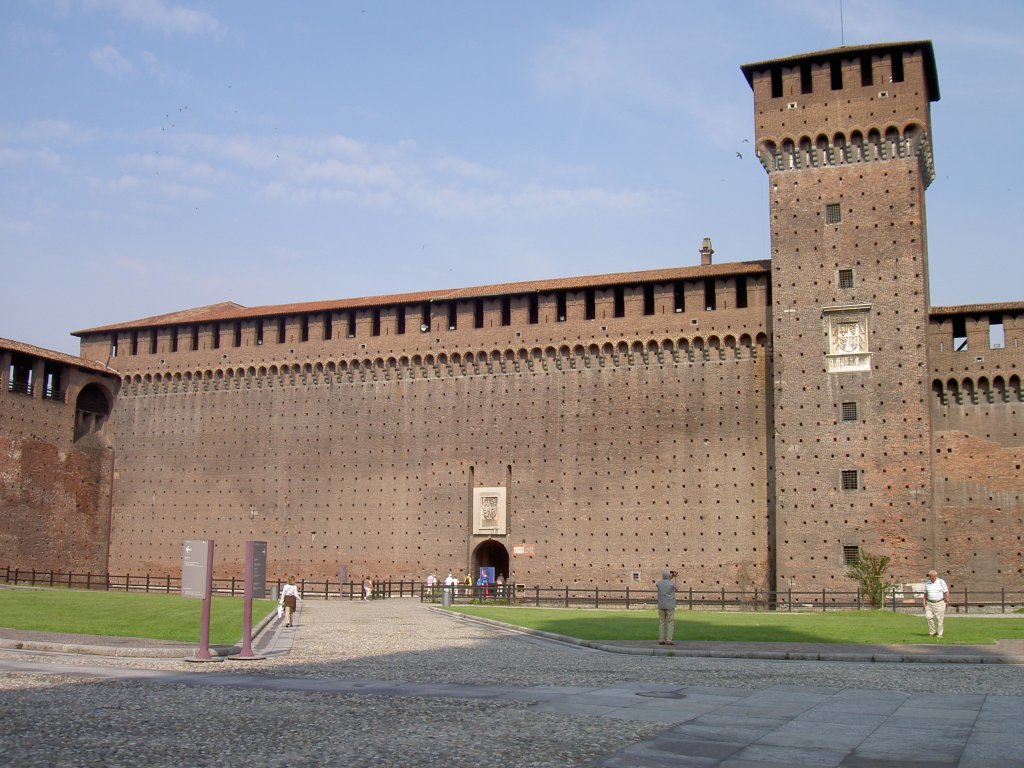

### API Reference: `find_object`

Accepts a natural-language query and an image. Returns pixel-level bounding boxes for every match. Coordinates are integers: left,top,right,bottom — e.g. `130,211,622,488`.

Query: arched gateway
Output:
472,540,509,582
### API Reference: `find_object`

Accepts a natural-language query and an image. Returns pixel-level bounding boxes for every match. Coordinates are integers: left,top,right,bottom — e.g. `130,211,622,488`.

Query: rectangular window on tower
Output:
501,297,511,326
826,203,842,224
841,470,860,491
643,285,655,316
584,288,596,320
396,306,406,335
613,286,625,318
372,309,381,337
838,269,854,289
841,401,859,422
528,295,539,325
474,299,484,329
843,545,861,566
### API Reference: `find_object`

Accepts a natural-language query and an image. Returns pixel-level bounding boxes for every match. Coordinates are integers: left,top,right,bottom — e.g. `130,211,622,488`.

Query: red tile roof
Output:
0,337,119,375
73,261,771,336
929,301,1024,317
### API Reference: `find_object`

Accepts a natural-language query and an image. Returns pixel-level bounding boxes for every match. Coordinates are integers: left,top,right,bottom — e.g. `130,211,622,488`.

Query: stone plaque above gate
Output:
473,487,507,535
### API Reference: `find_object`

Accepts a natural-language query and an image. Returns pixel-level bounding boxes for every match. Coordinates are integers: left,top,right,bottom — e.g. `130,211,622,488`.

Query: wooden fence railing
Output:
3,567,1022,612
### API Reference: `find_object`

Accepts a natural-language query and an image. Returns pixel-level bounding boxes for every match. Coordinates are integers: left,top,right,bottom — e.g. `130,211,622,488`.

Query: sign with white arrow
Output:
181,539,210,598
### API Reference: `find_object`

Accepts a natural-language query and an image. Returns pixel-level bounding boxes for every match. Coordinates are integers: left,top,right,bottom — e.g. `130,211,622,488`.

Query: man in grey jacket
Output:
656,569,678,645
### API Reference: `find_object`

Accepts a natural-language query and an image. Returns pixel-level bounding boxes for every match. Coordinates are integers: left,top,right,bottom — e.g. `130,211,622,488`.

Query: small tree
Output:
846,550,896,609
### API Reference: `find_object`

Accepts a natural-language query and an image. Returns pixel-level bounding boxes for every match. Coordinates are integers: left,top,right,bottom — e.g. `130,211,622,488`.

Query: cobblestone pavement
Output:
2,599,1024,767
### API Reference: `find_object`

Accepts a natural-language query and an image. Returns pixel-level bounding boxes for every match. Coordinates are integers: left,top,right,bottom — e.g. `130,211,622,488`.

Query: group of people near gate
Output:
426,569,508,598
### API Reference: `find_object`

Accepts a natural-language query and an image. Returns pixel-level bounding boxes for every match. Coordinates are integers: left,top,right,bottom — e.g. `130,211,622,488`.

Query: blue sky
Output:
2,1,1022,355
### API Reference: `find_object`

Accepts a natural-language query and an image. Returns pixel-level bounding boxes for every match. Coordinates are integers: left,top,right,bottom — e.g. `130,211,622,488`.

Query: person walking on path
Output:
279,576,300,627
923,570,950,638
656,569,678,645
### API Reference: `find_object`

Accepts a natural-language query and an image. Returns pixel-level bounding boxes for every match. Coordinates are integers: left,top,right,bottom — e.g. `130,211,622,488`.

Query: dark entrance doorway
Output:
472,540,509,581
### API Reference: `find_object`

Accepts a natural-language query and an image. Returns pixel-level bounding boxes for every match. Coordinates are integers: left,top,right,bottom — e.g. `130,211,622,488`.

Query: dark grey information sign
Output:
252,541,268,599
182,539,210,598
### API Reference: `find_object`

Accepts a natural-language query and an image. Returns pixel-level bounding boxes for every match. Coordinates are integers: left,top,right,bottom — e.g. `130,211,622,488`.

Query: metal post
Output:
625,586,630,609
595,587,599,609
195,540,216,661
689,587,693,611
964,589,969,614
788,589,792,612
822,588,827,612
535,586,540,607
230,540,264,661
1002,587,1006,614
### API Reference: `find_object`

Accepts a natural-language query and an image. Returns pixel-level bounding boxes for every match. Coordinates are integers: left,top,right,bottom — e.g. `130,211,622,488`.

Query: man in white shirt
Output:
922,570,950,638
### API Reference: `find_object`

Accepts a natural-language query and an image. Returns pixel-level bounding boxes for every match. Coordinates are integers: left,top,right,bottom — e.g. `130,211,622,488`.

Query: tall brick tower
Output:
741,42,940,596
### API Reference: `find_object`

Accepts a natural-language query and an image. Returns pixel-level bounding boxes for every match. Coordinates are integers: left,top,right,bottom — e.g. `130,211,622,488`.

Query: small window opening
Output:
860,55,873,87
396,306,406,335
613,287,625,318
233,322,242,348
277,318,286,344
736,277,748,309
110,334,118,358
673,281,685,313
830,59,843,90
372,309,381,337
300,316,309,342
826,203,842,224
130,331,139,356
989,316,1004,349
421,304,431,331
704,279,716,311
891,50,904,83
501,297,511,327
838,269,854,289
448,302,458,331
952,317,967,351
630,571,641,583
643,285,655,316
8,355,32,395
43,363,62,400
347,311,356,338
528,295,539,325
584,289,596,321
212,325,221,350
841,402,859,422
170,327,179,353
800,63,812,94
841,469,859,491
149,329,157,354
255,320,263,346
770,67,783,98
192,325,200,351
556,291,567,322
474,299,484,329
843,545,861,566
323,314,332,341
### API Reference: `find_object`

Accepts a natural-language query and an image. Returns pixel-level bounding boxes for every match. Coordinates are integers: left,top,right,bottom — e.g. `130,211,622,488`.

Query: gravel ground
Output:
2,599,1024,767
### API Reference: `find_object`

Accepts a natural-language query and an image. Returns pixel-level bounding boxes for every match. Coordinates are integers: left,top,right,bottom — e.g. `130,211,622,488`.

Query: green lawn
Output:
450,606,1024,645
0,589,277,646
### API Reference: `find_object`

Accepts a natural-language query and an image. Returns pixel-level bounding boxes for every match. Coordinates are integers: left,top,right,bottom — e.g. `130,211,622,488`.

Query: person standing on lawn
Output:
656,569,678,645
922,570,950,638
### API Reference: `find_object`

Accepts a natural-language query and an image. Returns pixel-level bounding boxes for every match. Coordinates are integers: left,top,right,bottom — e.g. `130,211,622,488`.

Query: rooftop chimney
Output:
699,237,714,266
